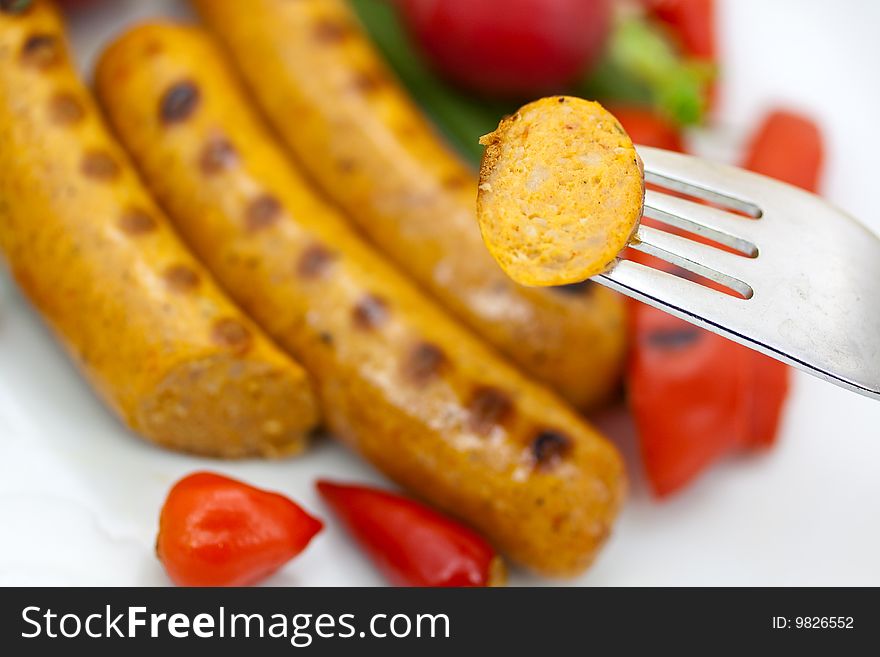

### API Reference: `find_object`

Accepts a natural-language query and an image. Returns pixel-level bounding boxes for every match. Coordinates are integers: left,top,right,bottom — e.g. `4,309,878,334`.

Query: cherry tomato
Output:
397,0,612,96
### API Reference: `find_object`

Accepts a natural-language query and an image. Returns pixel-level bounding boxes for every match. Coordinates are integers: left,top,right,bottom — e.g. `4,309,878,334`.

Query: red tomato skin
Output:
317,480,499,587
397,0,612,96
157,472,323,587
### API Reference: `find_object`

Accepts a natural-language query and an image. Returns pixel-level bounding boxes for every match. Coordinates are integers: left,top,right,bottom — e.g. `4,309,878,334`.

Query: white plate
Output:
1,0,879,586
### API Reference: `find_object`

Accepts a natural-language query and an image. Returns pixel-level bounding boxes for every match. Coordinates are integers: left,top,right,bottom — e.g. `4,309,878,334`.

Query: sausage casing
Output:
96,23,625,576
193,0,627,411
0,2,319,457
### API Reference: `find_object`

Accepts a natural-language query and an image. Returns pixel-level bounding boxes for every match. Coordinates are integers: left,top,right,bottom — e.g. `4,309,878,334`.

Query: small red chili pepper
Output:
157,471,323,587
316,480,504,587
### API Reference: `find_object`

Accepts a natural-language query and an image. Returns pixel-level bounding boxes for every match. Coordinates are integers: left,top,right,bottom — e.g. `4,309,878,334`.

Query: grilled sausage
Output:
192,0,627,412
96,23,625,576
478,96,645,286
0,1,319,457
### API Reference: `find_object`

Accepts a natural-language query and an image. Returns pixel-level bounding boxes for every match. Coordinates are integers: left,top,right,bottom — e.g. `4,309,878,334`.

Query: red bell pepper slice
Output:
645,0,716,60
317,480,504,587
609,106,685,152
623,109,822,496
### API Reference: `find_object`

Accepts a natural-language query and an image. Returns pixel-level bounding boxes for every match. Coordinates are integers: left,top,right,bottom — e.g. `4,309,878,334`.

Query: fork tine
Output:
631,225,755,298
643,189,759,256
639,146,764,216
597,258,739,328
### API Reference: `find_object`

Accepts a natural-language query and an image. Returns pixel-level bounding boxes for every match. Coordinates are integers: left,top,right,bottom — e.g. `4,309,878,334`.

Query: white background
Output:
1,0,878,586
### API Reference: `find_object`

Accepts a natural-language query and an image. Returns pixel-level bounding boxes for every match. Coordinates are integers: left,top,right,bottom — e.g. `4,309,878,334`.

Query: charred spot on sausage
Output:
531,430,572,469
297,243,337,279
199,135,238,174
467,386,514,435
402,342,448,385
442,174,471,191
336,158,357,174
312,19,353,44
350,70,385,94
211,318,253,353
645,326,702,350
20,33,60,69
245,194,282,232
159,80,200,124
80,150,120,181
162,264,201,293
118,207,158,235
48,91,85,126
352,294,389,331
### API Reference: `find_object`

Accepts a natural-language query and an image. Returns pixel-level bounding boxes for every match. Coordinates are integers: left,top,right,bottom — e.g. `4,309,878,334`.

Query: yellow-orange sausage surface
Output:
0,1,319,458
96,23,625,576
193,0,627,412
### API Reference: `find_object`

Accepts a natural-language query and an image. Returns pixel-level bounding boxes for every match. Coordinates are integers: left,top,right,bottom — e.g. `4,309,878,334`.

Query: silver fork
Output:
596,146,880,401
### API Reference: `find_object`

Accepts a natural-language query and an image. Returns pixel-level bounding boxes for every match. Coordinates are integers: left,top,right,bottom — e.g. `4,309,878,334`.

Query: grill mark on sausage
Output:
160,80,200,124
312,19,353,43
118,207,158,236
350,70,385,94
297,243,337,279
441,173,471,191
19,33,60,69
245,194,282,232
48,91,85,126
645,326,702,349
352,294,389,330
211,317,253,353
467,386,514,435
531,430,572,469
199,135,238,174
336,158,357,174
80,150,120,182
162,264,201,293
142,38,164,57
402,342,448,386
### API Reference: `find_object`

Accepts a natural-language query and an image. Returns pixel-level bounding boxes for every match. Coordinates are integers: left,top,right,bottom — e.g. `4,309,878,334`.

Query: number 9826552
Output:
795,617,854,629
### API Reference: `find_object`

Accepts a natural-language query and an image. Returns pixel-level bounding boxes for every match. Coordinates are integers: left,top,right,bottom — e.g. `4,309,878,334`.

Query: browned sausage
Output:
193,0,627,412
96,23,625,576
0,1,319,457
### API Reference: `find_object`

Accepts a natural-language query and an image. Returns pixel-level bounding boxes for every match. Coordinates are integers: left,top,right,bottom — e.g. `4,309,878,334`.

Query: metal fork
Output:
596,146,880,401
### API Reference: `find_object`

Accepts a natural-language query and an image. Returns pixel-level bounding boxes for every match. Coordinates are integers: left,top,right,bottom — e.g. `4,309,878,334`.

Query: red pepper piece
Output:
628,294,749,495
645,0,716,60
738,110,822,447
626,109,822,496
610,105,685,152
317,480,504,587
644,0,717,110
742,110,824,201
157,472,323,587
